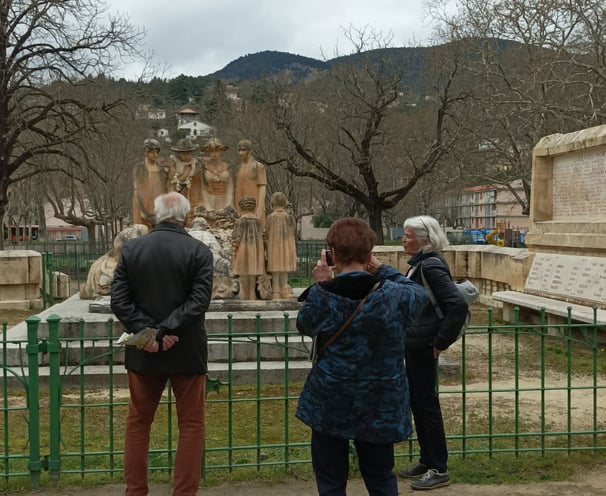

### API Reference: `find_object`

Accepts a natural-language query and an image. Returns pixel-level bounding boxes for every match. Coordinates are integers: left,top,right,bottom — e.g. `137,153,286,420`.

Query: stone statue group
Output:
81,137,297,301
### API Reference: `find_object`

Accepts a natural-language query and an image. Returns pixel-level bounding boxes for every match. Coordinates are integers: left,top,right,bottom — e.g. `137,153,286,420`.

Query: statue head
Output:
143,138,161,151
114,224,149,250
190,216,210,231
237,139,253,152
270,192,288,209
203,137,229,152
238,195,257,212
171,138,199,153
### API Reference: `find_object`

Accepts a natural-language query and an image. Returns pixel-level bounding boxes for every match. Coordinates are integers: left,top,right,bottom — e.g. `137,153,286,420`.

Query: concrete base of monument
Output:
4,292,460,386
6,293,304,340
88,294,303,314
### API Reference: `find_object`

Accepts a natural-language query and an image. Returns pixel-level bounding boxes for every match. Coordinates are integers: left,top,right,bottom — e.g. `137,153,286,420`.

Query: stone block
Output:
0,251,30,285
465,248,483,279
452,248,469,279
28,255,42,284
23,284,40,300
52,272,71,299
372,245,408,273
0,300,30,310
0,285,25,300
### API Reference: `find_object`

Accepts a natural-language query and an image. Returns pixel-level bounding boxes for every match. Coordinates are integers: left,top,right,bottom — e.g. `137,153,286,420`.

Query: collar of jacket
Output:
152,221,188,235
407,251,438,267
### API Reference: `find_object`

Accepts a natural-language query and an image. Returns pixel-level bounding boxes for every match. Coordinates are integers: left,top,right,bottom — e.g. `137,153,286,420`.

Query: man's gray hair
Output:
403,215,450,253
154,192,190,224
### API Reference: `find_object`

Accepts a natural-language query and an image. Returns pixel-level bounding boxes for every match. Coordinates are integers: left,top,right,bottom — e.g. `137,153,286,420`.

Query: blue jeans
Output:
311,430,398,496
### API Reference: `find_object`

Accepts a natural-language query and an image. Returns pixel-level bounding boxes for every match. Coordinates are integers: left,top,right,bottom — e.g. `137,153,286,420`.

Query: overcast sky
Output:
105,0,442,80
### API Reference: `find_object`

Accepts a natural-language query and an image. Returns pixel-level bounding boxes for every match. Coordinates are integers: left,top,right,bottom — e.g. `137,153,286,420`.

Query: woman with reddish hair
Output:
296,217,426,496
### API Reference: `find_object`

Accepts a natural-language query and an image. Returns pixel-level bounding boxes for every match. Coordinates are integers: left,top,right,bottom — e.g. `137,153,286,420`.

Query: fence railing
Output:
1,308,605,490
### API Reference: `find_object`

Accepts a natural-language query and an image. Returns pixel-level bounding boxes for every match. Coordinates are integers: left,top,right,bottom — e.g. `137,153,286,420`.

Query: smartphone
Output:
323,249,334,267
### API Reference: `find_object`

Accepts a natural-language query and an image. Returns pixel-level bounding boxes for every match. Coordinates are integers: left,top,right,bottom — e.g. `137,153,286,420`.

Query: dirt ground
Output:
19,470,606,496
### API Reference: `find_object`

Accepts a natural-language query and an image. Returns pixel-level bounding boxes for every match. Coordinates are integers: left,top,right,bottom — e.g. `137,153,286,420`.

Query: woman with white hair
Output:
398,215,468,490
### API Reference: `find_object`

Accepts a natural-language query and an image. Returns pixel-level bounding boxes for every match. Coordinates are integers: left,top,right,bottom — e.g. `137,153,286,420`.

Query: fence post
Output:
47,315,62,483
41,253,47,308
46,252,55,307
25,316,42,489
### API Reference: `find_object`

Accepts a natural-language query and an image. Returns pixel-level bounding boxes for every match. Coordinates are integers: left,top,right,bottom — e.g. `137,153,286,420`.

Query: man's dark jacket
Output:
111,222,213,375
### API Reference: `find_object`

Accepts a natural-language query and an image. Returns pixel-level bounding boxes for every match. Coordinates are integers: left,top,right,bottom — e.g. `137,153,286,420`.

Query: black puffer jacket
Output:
405,252,468,351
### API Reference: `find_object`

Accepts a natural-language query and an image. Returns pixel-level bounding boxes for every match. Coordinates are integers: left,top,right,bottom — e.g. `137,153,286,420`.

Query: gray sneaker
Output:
410,469,450,490
398,462,428,478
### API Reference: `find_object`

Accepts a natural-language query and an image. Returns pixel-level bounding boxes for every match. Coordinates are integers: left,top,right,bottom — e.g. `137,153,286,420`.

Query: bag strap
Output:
318,281,381,356
419,260,445,320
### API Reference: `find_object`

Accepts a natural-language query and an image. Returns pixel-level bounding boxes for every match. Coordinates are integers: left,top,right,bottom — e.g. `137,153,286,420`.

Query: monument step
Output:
3,360,315,388
1,336,312,367
6,295,301,339
2,356,460,389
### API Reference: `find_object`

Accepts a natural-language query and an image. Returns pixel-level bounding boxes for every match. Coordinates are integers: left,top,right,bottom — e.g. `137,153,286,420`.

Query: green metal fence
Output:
1,308,605,490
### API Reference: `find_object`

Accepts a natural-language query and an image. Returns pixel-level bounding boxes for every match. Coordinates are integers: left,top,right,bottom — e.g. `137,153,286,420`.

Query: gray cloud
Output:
106,0,437,79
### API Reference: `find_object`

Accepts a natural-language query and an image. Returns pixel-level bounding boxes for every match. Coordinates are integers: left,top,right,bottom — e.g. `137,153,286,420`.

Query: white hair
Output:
403,215,450,253
154,192,190,224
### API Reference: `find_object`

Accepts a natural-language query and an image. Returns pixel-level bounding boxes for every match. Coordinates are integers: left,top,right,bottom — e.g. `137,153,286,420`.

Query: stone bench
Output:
492,253,606,328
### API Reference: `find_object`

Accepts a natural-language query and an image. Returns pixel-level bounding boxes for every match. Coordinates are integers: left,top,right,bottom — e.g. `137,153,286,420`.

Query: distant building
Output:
136,104,166,120
43,203,88,241
176,106,200,126
453,180,529,231
178,120,214,139
225,84,240,102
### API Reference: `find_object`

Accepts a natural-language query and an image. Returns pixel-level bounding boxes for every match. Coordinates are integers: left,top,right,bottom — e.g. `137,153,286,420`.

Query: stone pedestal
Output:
0,250,42,310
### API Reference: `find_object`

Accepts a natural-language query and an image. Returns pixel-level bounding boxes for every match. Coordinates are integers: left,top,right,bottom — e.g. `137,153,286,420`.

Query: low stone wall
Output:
0,250,42,310
373,244,534,307
0,245,537,312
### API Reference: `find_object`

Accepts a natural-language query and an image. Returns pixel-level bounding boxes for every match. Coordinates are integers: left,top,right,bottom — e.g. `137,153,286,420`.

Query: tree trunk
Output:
0,175,8,251
367,207,384,245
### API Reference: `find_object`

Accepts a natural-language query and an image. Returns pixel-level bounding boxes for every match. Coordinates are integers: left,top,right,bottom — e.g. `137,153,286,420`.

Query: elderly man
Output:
111,192,213,496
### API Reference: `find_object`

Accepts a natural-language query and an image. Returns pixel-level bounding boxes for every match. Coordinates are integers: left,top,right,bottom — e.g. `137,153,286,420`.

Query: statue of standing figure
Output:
234,140,267,225
200,138,234,213
231,195,266,300
265,192,297,300
167,138,202,226
132,139,167,228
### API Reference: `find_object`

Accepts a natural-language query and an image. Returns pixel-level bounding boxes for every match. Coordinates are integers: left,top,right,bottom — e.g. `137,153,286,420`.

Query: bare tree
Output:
243,28,468,244
41,99,146,245
434,0,606,214
0,0,145,249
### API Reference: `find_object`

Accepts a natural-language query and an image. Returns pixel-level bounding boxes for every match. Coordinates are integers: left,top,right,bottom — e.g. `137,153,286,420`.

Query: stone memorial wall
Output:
526,124,606,256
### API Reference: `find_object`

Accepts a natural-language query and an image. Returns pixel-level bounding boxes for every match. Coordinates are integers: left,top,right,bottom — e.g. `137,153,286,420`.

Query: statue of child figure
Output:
231,195,266,300
265,192,297,300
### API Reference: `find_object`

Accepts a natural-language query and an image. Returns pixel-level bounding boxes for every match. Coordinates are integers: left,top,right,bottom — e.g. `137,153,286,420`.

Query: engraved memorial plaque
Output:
552,147,606,219
525,253,606,306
